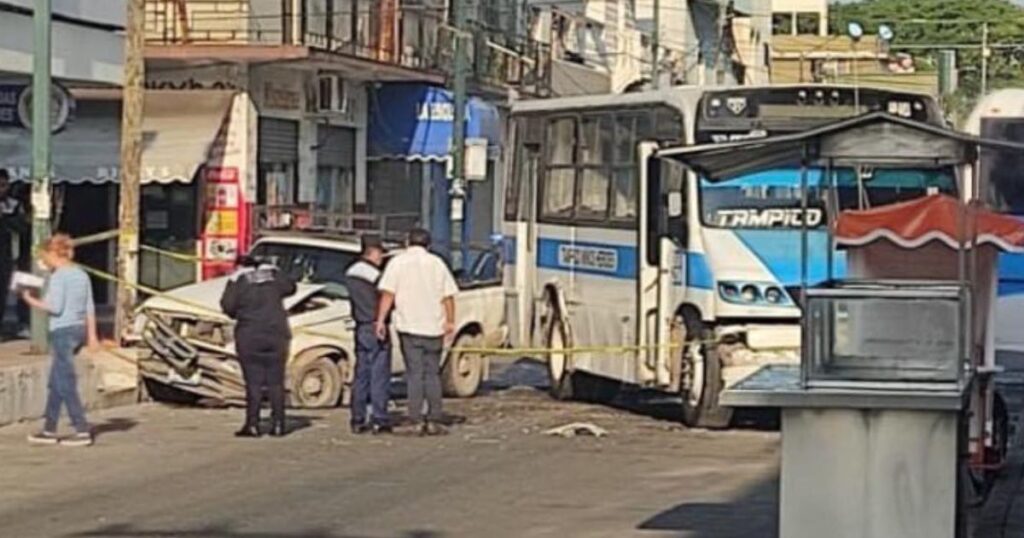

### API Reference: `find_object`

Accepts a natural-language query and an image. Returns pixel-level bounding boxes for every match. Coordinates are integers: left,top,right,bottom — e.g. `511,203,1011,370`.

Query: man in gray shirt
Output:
345,236,392,434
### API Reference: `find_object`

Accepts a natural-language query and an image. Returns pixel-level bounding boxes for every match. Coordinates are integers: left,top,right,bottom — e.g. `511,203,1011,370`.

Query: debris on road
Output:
543,422,609,438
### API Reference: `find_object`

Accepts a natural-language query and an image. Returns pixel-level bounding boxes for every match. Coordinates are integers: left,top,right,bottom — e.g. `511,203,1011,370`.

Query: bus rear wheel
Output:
677,315,732,429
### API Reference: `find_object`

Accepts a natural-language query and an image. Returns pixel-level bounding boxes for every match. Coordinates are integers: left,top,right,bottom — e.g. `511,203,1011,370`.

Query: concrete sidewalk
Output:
0,340,139,428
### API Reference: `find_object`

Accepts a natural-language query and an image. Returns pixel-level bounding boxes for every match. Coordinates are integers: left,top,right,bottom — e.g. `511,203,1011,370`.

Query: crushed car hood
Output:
140,277,328,320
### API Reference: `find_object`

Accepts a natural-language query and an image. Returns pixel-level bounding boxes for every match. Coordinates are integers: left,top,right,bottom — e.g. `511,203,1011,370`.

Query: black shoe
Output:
420,421,448,437
235,426,260,438
270,422,287,437
351,423,371,435
372,423,393,435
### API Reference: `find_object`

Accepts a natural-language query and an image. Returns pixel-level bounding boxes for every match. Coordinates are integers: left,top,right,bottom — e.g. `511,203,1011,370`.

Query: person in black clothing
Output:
0,170,29,337
220,255,297,438
344,235,392,435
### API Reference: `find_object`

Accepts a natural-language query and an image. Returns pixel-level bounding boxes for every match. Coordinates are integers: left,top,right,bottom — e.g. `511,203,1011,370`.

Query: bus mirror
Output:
667,192,683,218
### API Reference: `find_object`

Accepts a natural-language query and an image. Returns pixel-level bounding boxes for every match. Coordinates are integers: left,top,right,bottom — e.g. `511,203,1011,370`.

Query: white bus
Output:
964,89,1024,368
501,85,948,427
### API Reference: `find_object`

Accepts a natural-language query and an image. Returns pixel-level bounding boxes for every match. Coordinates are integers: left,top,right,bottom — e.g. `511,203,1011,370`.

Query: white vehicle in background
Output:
132,233,506,408
963,89,1024,365
502,85,948,427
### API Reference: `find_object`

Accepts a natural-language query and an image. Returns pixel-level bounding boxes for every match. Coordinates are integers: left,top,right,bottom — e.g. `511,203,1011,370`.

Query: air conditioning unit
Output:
315,74,348,114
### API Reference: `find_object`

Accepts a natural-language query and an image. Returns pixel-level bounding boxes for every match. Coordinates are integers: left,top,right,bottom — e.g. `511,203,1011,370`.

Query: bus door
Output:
502,119,542,348
638,143,683,387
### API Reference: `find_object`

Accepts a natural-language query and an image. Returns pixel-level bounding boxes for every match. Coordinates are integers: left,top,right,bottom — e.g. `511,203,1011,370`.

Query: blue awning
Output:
368,83,501,160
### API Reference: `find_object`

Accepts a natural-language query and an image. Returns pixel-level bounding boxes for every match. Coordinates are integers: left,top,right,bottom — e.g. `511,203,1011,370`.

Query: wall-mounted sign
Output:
206,183,239,210
204,209,239,236
263,81,301,110
145,65,244,91
0,83,75,133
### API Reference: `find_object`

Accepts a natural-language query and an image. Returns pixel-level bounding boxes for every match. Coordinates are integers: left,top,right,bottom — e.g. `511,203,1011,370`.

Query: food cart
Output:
662,112,1024,538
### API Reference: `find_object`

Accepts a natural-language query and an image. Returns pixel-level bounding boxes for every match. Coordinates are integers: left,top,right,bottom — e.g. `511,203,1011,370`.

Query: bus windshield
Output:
700,167,958,229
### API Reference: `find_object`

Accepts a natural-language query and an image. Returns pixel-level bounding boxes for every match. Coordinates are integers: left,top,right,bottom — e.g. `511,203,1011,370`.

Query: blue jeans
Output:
43,325,88,433
351,324,391,426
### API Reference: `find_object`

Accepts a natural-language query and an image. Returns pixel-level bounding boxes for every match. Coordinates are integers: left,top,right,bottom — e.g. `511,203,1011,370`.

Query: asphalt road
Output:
1,358,1021,538
0,363,781,538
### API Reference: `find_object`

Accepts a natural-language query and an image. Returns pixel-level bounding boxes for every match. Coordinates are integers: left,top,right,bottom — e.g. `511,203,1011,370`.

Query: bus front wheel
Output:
678,315,732,429
546,316,575,400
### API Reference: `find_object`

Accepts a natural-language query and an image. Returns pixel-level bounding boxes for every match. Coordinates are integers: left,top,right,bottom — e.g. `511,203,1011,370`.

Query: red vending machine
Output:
200,166,250,280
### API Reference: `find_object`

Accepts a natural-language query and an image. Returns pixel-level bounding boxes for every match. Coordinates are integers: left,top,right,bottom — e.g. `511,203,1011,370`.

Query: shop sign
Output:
204,209,239,236
0,83,75,133
263,81,301,110
144,78,242,91
145,66,244,91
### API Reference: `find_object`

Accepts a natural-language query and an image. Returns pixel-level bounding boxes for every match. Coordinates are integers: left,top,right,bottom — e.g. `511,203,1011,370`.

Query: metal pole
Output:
981,22,989,98
30,0,52,353
651,0,660,89
450,0,468,264
115,0,145,340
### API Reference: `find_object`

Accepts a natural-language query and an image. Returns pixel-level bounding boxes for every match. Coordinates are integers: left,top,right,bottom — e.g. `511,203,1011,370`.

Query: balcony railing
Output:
144,0,550,94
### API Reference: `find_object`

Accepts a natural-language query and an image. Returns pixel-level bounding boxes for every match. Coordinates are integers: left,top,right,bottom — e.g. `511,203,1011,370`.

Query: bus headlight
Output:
718,281,790,306
719,282,740,300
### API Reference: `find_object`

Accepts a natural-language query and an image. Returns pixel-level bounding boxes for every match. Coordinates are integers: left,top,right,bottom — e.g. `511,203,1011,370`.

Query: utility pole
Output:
651,0,660,88
980,22,989,98
115,0,145,340
450,0,468,265
30,0,52,353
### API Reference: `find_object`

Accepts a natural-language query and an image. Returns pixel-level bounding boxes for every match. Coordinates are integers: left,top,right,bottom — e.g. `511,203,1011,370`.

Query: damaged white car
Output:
131,233,507,408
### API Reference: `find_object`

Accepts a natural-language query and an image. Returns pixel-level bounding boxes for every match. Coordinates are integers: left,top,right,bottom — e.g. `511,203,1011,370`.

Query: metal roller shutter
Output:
258,118,299,163
317,126,356,168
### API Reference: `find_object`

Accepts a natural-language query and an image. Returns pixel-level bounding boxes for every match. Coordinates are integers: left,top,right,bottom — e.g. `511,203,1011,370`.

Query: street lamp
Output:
847,22,864,111
847,22,864,42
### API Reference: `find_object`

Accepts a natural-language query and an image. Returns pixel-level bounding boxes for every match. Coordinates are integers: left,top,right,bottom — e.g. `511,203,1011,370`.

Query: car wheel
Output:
289,354,344,408
442,333,485,398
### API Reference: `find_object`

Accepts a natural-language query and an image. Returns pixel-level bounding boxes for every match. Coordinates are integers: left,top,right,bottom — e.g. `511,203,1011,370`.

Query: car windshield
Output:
248,241,360,299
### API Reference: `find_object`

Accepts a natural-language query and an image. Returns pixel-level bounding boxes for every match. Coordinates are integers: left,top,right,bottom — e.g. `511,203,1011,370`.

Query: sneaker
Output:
372,423,393,435
27,431,60,445
420,421,448,437
62,432,93,447
350,423,371,435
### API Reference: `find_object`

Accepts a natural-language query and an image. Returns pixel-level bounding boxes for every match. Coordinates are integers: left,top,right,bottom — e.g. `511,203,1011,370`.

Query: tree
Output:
829,0,1024,119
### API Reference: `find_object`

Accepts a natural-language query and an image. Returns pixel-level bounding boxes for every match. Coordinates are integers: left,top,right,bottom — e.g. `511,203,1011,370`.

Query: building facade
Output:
0,0,125,306
771,0,828,37
140,0,544,280
527,0,772,95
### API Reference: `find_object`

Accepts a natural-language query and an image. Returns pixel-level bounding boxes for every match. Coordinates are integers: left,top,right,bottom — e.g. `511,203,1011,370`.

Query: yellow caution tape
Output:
75,262,728,358
71,229,121,248
139,244,202,263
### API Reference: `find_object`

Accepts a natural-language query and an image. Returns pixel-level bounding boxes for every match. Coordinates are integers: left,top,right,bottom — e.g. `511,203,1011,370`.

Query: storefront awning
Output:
142,90,235,184
836,194,1024,253
0,90,234,185
0,99,121,184
368,83,501,161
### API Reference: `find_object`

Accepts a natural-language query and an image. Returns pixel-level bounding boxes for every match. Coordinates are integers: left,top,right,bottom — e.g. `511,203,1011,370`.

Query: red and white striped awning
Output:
835,194,1024,253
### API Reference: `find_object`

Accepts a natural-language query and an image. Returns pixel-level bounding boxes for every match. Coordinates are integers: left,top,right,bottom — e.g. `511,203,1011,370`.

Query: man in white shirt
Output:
375,228,458,435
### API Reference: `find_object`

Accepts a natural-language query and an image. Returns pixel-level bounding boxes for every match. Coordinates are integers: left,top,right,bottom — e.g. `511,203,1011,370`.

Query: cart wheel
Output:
990,391,1010,477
